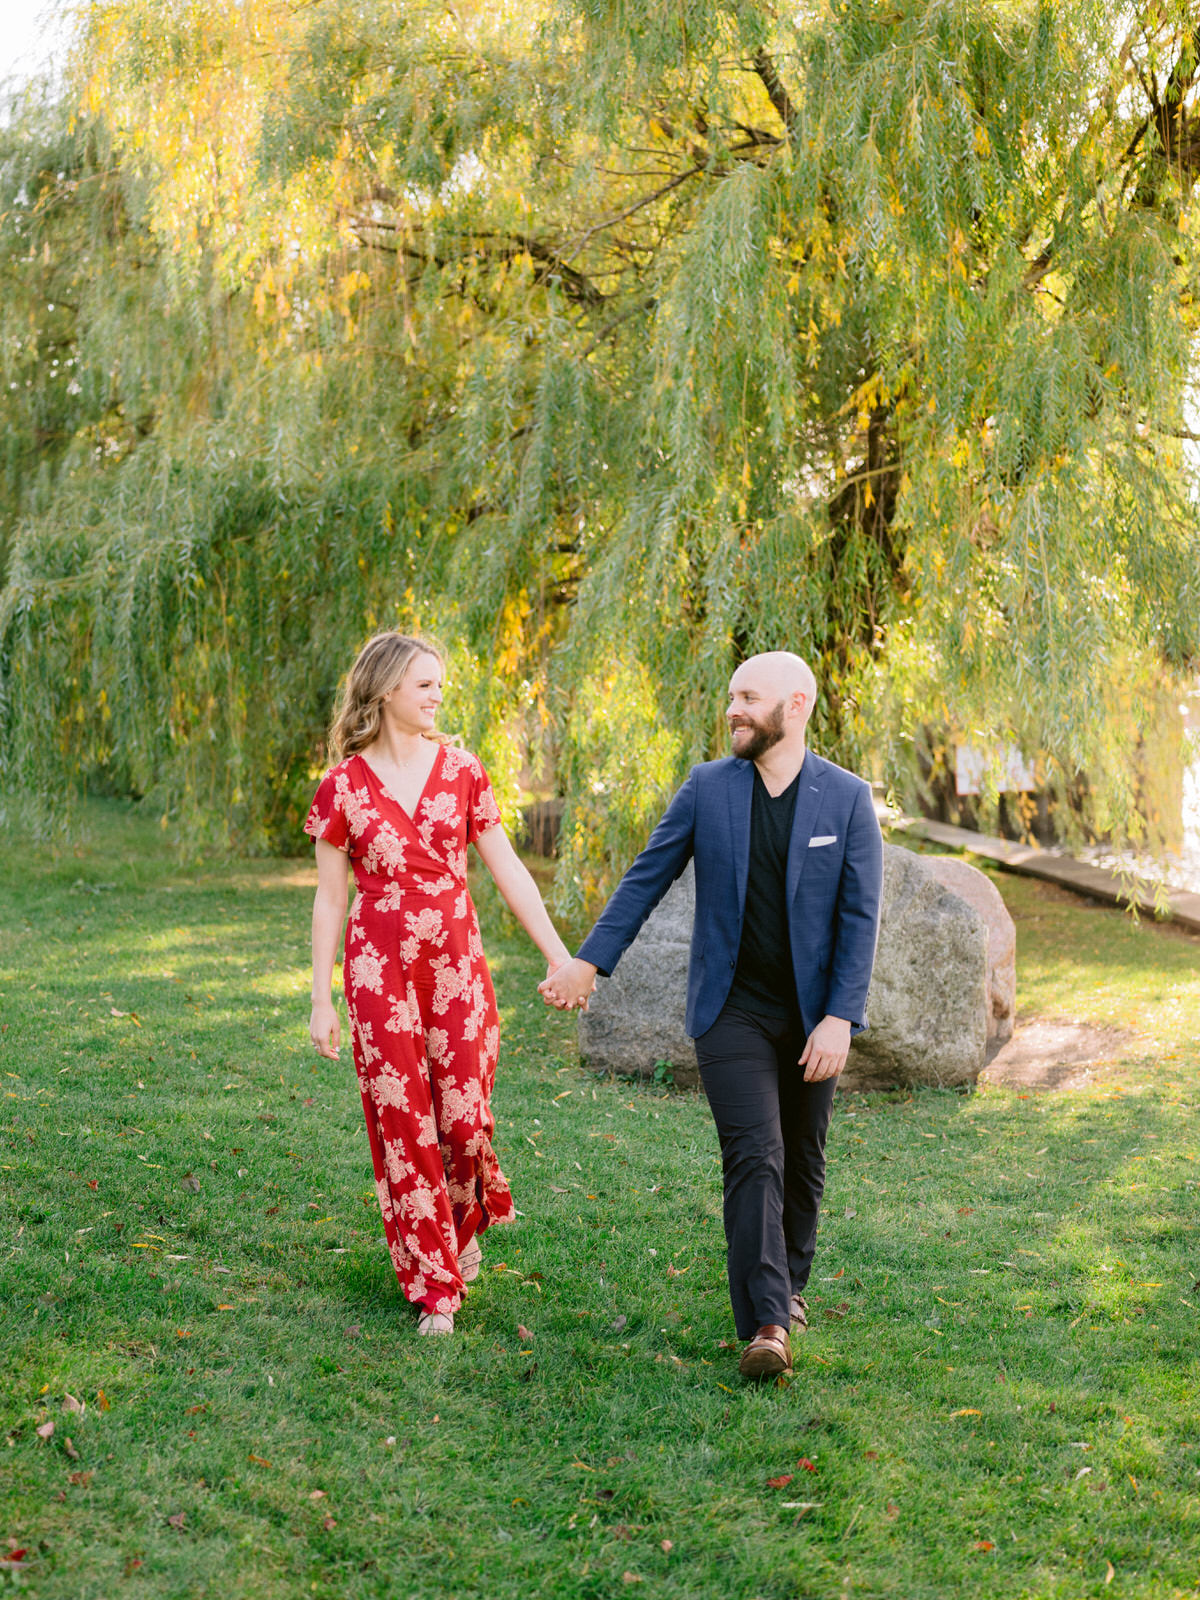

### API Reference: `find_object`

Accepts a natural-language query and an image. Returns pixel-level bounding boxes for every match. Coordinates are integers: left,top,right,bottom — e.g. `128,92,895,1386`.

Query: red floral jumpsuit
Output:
305,745,515,1316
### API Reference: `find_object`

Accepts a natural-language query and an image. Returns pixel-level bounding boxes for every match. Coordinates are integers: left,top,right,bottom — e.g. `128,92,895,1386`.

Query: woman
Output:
306,632,575,1335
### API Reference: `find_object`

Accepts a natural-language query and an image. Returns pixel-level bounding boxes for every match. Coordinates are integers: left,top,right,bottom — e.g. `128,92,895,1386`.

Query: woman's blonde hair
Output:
328,632,450,760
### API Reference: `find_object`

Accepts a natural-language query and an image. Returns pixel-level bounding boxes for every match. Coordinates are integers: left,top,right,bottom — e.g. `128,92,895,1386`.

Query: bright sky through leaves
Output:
0,0,71,85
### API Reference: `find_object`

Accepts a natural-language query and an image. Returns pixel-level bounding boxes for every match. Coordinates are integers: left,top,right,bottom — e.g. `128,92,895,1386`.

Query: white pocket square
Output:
809,835,838,848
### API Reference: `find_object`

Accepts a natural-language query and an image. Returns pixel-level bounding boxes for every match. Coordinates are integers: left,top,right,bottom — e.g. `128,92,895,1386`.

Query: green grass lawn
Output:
2,804,1199,1600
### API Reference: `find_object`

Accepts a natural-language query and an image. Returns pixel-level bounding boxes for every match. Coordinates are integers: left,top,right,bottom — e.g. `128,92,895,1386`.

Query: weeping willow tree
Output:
1,0,1198,904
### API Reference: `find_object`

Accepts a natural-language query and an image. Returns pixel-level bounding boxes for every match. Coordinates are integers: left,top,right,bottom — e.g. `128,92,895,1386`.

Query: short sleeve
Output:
304,768,350,853
466,758,503,844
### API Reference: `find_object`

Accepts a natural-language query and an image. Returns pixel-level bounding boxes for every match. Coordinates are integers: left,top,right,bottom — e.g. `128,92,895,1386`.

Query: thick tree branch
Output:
752,48,798,137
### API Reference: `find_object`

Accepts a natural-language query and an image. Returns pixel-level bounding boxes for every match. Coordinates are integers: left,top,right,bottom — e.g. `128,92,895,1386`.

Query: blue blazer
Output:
577,751,884,1040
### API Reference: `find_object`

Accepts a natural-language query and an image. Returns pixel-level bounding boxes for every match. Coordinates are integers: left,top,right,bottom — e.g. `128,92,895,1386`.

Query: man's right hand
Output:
538,958,598,1011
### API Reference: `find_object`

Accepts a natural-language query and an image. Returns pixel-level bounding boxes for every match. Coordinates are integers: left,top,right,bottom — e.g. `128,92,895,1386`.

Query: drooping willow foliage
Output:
1,0,1198,905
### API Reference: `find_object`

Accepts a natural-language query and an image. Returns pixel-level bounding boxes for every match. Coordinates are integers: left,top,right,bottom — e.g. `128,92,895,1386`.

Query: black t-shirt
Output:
726,766,802,1020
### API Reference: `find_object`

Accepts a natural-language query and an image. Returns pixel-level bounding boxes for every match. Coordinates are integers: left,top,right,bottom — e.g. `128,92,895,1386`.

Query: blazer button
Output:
728,958,735,969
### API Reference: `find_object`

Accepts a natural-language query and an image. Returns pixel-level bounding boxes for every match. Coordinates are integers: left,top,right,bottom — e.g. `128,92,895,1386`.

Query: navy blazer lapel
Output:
728,758,754,914
786,751,828,904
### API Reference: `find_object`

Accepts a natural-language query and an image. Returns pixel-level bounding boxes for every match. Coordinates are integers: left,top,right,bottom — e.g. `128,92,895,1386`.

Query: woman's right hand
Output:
310,999,341,1059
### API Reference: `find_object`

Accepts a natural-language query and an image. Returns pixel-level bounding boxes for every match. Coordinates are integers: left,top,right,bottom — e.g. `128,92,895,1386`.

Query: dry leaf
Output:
885,1502,899,1520
660,1540,673,1554
167,1512,186,1529
767,1475,794,1490
309,1490,327,1501
68,1470,92,1486
950,1408,981,1418
621,1575,642,1586
35,1421,54,1440
248,1454,272,1468
62,1394,84,1415
64,1437,80,1460
322,1515,336,1531
864,1450,879,1460
96,1390,110,1412
517,1325,534,1340
797,1458,817,1472
974,1541,994,1552
1105,1560,1115,1585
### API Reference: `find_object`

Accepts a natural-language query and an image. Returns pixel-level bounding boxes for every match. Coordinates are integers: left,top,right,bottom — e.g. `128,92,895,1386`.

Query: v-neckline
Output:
356,743,444,823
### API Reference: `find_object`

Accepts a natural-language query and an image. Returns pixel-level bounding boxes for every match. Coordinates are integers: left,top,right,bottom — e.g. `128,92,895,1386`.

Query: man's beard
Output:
730,700,786,762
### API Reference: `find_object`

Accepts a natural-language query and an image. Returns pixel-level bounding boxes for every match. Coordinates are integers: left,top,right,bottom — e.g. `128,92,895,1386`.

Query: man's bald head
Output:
726,652,817,763
730,653,817,719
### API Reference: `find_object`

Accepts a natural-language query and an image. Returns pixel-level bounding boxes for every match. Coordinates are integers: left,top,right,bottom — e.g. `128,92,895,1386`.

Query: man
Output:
540,652,883,1378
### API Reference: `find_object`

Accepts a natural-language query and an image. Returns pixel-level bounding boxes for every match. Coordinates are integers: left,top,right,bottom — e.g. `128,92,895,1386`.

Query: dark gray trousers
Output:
694,1003,838,1340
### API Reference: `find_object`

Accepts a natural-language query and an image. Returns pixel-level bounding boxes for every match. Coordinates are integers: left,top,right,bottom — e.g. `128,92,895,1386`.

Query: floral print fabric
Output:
304,744,514,1315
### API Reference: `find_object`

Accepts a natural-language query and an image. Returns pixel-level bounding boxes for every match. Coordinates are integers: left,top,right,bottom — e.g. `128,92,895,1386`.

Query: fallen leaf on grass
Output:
68,1471,92,1486
885,1502,899,1520
309,1490,327,1501
64,1438,79,1460
611,1315,627,1333
248,1454,272,1468
517,1325,534,1341
180,1175,201,1194
767,1475,794,1490
1105,1560,1115,1584
62,1394,84,1416
974,1541,994,1552
35,1421,54,1440
184,1404,208,1416
344,1325,361,1339
622,1575,643,1586
864,1451,879,1461
797,1458,817,1472
96,1391,110,1412
950,1409,981,1418
322,1515,336,1531
660,1540,673,1554
167,1512,186,1530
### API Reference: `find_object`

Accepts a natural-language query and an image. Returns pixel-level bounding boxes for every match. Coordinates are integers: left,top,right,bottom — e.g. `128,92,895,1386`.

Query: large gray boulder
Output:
921,855,1016,1045
578,845,997,1091
843,846,989,1090
577,865,700,1087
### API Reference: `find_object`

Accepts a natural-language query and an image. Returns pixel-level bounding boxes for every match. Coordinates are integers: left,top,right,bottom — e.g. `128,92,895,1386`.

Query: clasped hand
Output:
539,957,597,1011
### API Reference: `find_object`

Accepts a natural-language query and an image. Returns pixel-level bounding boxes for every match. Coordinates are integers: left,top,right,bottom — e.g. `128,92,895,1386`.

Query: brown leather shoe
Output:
738,1324,793,1378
